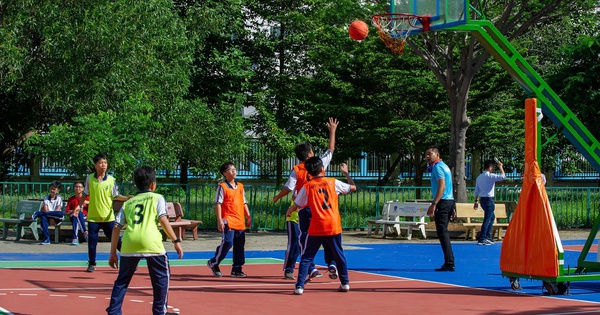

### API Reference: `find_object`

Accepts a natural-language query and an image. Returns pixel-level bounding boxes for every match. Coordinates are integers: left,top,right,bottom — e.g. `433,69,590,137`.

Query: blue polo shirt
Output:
430,160,454,200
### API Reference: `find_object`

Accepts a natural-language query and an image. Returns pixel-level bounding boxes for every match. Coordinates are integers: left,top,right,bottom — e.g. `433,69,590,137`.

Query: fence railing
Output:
1,182,598,230
7,142,600,181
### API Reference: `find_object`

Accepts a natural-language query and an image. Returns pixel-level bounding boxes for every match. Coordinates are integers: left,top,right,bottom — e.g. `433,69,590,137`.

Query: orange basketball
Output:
348,20,369,41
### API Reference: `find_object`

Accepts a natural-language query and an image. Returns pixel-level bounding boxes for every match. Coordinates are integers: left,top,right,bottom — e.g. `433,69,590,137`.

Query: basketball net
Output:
372,13,429,56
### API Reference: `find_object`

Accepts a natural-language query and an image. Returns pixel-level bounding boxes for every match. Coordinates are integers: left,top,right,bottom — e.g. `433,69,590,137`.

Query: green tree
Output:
404,0,597,201
2,0,193,180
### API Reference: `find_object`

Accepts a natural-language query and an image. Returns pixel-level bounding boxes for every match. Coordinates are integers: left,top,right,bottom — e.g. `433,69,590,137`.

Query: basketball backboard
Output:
391,0,467,33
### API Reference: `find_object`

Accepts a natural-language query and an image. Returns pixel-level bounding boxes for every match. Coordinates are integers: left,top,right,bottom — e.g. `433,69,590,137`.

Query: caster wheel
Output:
557,282,568,295
543,281,559,295
510,277,522,290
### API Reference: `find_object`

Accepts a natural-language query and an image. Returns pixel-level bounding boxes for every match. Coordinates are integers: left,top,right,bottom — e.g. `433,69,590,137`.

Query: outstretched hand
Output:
327,117,339,132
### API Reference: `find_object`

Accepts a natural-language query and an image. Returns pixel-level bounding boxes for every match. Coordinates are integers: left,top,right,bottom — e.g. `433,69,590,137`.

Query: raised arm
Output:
340,163,356,192
327,117,339,154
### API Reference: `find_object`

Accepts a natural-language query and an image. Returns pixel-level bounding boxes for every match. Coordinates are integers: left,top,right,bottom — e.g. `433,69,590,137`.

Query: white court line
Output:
0,278,410,292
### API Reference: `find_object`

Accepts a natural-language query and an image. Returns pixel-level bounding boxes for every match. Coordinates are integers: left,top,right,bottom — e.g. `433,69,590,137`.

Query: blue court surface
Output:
2,239,600,304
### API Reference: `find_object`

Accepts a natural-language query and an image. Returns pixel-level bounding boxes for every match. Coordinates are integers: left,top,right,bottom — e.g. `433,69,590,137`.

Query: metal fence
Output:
7,139,600,180
2,181,598,230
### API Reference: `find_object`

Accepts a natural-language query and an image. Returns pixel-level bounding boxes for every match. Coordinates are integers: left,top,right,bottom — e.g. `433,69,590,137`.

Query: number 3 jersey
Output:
294,177,352,236
116,192,167,256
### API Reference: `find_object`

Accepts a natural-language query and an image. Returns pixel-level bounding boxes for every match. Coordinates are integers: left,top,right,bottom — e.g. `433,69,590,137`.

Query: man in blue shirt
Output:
425,147,455,272
474,159,506,245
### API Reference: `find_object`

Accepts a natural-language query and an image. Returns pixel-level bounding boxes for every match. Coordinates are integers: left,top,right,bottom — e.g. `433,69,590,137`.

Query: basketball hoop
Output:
372,13,431,56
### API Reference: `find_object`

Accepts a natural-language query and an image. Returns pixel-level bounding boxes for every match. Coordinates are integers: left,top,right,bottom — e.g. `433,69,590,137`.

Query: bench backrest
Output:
166,202,182,222
382,202,430,221
455,203,507,224
16,200,43,219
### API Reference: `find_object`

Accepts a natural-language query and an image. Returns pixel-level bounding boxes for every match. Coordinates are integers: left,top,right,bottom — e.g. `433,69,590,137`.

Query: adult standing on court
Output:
77,153,131,272
474,159,506,245
425,146,456,272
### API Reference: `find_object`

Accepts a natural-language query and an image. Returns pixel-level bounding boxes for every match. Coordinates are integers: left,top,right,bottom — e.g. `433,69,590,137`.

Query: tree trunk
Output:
449,93,470,202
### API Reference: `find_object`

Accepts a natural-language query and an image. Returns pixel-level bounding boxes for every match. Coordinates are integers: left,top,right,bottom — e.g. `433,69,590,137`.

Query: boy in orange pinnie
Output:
207,162,252,278
286,157,356,295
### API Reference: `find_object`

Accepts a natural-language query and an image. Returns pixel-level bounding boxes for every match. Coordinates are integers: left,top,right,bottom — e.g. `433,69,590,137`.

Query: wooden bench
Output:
455,202,510,240
163,202,202,240
0,200,42,241
366,201,430,240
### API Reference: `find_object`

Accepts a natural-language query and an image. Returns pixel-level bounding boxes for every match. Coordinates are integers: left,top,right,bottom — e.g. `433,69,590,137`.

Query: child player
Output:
207,162,252,278
286,157,356,295
273,117,339,280
106,166,184,315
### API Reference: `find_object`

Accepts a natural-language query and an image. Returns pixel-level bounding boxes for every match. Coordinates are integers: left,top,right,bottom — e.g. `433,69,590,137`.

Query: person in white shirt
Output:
32,180,64,245
474,159,506,245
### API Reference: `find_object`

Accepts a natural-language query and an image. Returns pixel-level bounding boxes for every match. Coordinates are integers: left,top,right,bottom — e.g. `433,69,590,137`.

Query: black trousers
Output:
434,199,455,266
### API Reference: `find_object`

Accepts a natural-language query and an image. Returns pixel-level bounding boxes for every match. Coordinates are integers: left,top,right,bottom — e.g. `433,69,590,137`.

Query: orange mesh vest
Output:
219,181,246,230
304,177,341,236
293,163,325,195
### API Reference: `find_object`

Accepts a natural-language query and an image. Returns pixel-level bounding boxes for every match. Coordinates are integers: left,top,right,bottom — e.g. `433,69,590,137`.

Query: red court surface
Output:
3,264,600,314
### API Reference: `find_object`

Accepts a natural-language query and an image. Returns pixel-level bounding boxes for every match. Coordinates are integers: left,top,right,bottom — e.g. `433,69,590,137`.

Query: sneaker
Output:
71,239,79,246
294,286,304,295
477,241,485,246
86,264,96,273
231,270,247,278
32,211,41,221
338,284,350,292
206,260,222,277
55,218,63,226
328,265,338,280
306,269,322,283
39,238,51,245
486,239,495,245
284,271,295,280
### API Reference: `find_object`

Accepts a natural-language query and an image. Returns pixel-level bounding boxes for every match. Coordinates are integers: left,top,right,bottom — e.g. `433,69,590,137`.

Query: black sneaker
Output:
207,260,222,277
434,264,455,272
86,264,96,273
231,270,247,278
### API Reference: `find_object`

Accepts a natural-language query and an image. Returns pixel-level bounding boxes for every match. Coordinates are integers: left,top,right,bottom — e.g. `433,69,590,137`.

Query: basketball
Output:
348,20,369,41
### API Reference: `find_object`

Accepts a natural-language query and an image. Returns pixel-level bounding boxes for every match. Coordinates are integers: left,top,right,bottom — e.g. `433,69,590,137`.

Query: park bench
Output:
366,201,430,240
162,202,202,241
0,200,42,241
455,202,512,240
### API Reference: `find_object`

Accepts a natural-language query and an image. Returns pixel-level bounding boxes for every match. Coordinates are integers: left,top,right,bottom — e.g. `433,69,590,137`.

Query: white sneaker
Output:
338,284,350,292
294,287,304,295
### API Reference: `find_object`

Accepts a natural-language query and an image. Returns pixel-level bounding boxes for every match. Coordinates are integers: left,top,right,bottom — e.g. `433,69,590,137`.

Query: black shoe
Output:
207,260,222,277
231,270,247,278
435,264,455,272
86,264,96,273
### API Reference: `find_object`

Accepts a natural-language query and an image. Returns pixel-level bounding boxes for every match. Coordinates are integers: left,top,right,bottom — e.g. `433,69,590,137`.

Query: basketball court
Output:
3,240,600,314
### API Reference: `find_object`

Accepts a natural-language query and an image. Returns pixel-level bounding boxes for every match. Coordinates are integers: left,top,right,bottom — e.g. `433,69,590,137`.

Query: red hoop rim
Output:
372,13,431,31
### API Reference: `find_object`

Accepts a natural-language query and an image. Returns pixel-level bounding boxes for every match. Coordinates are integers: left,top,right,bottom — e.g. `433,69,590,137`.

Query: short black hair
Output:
133,166,156,190
425,146,440,154
220,162,234,175
73,181,84,187
484,160,495,169
93,153,107,164
304,156,324,177
50,180,61,189
294,143,312,161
